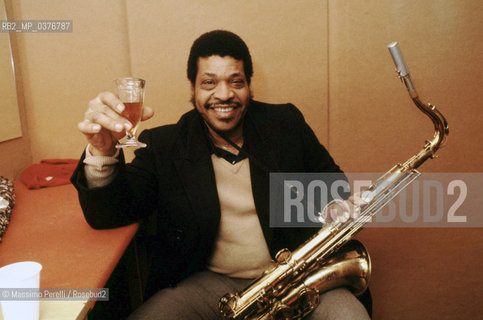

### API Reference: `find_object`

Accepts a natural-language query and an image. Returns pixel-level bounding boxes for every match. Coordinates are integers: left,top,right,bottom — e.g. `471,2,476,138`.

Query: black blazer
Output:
71,100,345,293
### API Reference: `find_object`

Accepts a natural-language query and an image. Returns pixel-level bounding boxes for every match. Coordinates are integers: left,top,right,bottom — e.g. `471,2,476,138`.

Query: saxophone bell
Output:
276,240,371,320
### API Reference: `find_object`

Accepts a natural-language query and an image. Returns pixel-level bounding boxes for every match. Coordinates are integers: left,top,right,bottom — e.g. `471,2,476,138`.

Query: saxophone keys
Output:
275,248,292,264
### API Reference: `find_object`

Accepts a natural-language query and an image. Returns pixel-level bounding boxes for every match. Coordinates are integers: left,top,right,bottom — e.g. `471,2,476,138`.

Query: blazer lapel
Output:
172,113,221,253
244,102,281,255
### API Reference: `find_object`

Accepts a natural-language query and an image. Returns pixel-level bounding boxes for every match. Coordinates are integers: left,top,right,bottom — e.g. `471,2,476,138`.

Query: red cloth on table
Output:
20,159,79,189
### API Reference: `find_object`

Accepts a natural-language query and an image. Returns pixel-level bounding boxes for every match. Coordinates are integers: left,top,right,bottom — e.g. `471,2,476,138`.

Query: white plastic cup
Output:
0,261,42,320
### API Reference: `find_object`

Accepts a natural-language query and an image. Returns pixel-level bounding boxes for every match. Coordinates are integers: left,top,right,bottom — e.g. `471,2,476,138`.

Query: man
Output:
72,30,371,319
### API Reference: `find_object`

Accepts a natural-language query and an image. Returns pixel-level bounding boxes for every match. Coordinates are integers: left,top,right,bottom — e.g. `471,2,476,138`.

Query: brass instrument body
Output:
219,42,448,320
256,240,371,320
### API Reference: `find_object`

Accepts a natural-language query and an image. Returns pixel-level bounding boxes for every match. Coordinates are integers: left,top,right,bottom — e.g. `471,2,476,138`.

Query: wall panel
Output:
0,0,31,180
329,1,483,319
329,0,482,173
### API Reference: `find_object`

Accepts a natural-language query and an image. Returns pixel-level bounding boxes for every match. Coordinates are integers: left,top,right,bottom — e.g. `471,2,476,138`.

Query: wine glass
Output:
114,77,147,148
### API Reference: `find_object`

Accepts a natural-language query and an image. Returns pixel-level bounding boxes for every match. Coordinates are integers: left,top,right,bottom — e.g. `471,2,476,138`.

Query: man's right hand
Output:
77,92,154,156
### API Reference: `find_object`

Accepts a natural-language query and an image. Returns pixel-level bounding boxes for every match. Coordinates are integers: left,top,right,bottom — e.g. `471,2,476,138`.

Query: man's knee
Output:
307,288,371,320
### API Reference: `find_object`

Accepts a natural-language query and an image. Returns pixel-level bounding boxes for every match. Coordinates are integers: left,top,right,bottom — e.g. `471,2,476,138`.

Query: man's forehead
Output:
197,55,245,74
197,56,246,78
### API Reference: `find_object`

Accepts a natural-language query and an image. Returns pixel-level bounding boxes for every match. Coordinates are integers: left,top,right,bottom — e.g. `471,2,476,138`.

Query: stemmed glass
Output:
114,77,147,148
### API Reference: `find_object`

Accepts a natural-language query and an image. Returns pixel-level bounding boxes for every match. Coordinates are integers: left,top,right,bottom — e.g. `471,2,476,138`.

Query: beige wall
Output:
329,0,482,173
0,0,482,318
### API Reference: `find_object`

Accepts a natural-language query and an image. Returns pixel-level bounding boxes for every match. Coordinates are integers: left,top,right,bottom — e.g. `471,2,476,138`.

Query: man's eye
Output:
201,80,216,89
231,79,246,88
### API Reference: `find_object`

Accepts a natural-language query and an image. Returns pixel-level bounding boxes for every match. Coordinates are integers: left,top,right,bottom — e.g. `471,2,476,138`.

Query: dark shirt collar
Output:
199,118,248,165
211,144,248,165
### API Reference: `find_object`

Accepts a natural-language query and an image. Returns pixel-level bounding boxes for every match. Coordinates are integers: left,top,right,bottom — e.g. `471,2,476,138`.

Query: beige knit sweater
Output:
207,155,272,279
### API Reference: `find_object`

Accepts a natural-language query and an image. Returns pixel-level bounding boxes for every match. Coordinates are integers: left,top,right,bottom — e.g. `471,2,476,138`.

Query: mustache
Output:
189,90,254,108
204,100,241,109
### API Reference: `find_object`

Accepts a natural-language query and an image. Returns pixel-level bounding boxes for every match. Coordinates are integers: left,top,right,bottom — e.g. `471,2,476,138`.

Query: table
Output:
0,181,139,319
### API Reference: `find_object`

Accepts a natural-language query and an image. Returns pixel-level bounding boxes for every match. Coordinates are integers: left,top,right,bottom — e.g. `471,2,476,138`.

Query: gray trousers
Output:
128,270,370,320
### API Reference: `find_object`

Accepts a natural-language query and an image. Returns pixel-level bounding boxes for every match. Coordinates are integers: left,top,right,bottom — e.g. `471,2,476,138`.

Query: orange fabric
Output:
0,182,138,289
20,159,79,189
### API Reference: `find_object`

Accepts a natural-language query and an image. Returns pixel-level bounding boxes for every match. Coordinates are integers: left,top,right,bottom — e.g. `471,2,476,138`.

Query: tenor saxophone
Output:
219,42,449,320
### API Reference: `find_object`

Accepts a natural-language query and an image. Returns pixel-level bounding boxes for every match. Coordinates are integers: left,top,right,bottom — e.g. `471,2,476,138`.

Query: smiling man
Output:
72,30,371,319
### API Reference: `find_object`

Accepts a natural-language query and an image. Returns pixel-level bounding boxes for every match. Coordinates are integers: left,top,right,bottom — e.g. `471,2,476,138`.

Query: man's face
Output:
192,55,250,137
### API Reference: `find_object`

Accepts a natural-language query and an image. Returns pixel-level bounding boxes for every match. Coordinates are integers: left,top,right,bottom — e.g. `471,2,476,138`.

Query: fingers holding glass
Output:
86,93,132,132
78,92,130,155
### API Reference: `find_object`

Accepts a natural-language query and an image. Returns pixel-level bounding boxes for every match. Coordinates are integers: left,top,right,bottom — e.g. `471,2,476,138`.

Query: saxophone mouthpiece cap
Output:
388,42,410,77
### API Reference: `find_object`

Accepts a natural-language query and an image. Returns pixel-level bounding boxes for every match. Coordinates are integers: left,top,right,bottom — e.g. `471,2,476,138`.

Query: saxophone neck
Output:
401,93,449,170
389,42,449,170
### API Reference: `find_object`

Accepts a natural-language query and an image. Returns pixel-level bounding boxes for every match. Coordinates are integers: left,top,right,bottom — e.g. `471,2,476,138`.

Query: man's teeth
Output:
213,107,234,112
